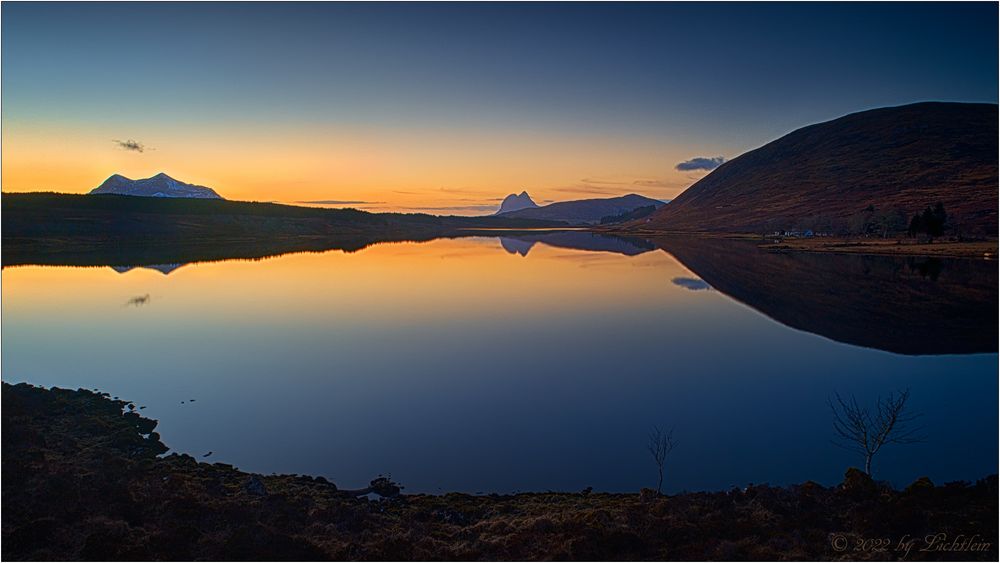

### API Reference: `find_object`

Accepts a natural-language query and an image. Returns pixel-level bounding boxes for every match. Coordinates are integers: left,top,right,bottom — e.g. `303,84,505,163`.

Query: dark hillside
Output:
632,103,998,235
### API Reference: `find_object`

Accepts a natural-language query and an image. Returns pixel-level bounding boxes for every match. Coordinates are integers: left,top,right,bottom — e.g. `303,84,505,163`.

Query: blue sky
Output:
3,2,997,208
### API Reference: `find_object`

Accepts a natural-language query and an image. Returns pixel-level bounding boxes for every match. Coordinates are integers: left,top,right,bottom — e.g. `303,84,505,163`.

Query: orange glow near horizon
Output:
0,237,699,324
1,122,706,214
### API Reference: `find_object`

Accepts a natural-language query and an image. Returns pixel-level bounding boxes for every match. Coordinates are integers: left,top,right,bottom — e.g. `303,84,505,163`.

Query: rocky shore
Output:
3,382,996,561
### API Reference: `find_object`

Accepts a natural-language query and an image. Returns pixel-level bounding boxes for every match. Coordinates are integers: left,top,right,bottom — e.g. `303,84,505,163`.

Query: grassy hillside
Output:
631,103,998,236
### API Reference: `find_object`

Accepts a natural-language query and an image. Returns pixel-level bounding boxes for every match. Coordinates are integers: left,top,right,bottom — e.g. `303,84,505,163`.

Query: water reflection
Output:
653,236,998,355
500,232,655,257
1,234,996,493
672,277,712,291
27,232,995,356
124,294,151,307
112,263,187,275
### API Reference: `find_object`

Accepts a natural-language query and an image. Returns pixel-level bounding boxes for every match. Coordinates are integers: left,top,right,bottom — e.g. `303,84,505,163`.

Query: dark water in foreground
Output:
2,234,997,493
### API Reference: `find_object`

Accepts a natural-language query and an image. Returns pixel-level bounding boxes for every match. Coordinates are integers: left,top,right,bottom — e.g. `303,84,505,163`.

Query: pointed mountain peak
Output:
496,191,539,215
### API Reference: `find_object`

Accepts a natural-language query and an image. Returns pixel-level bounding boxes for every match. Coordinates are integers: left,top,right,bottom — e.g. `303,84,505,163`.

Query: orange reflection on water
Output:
1,237,697,330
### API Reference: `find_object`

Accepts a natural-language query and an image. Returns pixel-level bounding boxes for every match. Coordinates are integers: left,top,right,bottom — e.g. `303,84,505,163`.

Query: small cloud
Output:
675,156,725,172
124,294,151,307
113,139,150,153
672,277,711,291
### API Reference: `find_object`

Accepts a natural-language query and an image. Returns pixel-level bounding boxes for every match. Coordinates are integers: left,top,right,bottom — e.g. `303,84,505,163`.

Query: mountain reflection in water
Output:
3,233,995,493
4,232,996,357
500,232,655,257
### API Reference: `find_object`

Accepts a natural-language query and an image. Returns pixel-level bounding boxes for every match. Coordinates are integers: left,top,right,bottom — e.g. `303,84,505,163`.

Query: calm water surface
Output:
2,235,997,493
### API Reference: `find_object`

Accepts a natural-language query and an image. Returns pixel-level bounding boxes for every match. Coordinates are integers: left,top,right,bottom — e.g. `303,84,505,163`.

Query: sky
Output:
2,2,997,214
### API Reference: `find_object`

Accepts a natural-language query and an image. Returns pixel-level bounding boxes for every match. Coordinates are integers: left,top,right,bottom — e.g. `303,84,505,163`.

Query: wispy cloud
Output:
399,204,499,213
566,177,687,194
552,184,625,196
436,186,494,195
446,197,504,202
113,139,150,153
580,178,634,186
632,179,686,189
675,156,725,171
297,200,385,205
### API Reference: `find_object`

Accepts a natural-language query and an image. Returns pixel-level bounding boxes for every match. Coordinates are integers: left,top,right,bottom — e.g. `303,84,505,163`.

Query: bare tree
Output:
829,389,924,476
647,426,676,495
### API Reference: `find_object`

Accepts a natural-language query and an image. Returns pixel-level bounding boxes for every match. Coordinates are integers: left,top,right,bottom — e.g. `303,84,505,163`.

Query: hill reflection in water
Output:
651,236,997,356
3,233,996,493
4,232,995,356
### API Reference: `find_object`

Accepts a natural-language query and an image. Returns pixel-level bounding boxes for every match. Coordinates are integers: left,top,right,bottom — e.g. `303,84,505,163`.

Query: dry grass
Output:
3,383,997,561
631,103,998,237
759,237,998,258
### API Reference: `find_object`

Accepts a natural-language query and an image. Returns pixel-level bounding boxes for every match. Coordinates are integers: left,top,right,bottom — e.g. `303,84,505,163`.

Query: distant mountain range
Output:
630,102,998,235
496,191,538,214
496,193,665,225
90,173,223,199
1,192,568,268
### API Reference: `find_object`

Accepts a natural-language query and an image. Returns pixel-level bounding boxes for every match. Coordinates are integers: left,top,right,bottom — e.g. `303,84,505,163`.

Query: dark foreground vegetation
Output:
3,383,996,561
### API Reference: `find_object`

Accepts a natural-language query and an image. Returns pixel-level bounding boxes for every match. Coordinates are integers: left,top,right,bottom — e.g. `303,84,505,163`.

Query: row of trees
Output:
646,388,922,494
907,203,947,238
762,203,950,238
837,203,949,238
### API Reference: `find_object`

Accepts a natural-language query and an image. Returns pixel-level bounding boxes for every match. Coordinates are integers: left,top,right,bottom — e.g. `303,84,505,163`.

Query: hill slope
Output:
500,194,664,225
631,102,998,235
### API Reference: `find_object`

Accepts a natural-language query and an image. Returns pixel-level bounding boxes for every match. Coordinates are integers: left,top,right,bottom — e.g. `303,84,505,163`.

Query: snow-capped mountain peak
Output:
89,173,223,199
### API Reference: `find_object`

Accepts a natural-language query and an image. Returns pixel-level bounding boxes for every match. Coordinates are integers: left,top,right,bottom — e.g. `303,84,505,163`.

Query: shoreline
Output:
5,230,995,272
3,382,996,561
612,229,999,258
757,237,997,258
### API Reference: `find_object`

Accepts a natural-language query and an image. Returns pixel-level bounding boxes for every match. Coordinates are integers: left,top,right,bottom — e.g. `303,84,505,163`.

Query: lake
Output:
2,234,997,494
